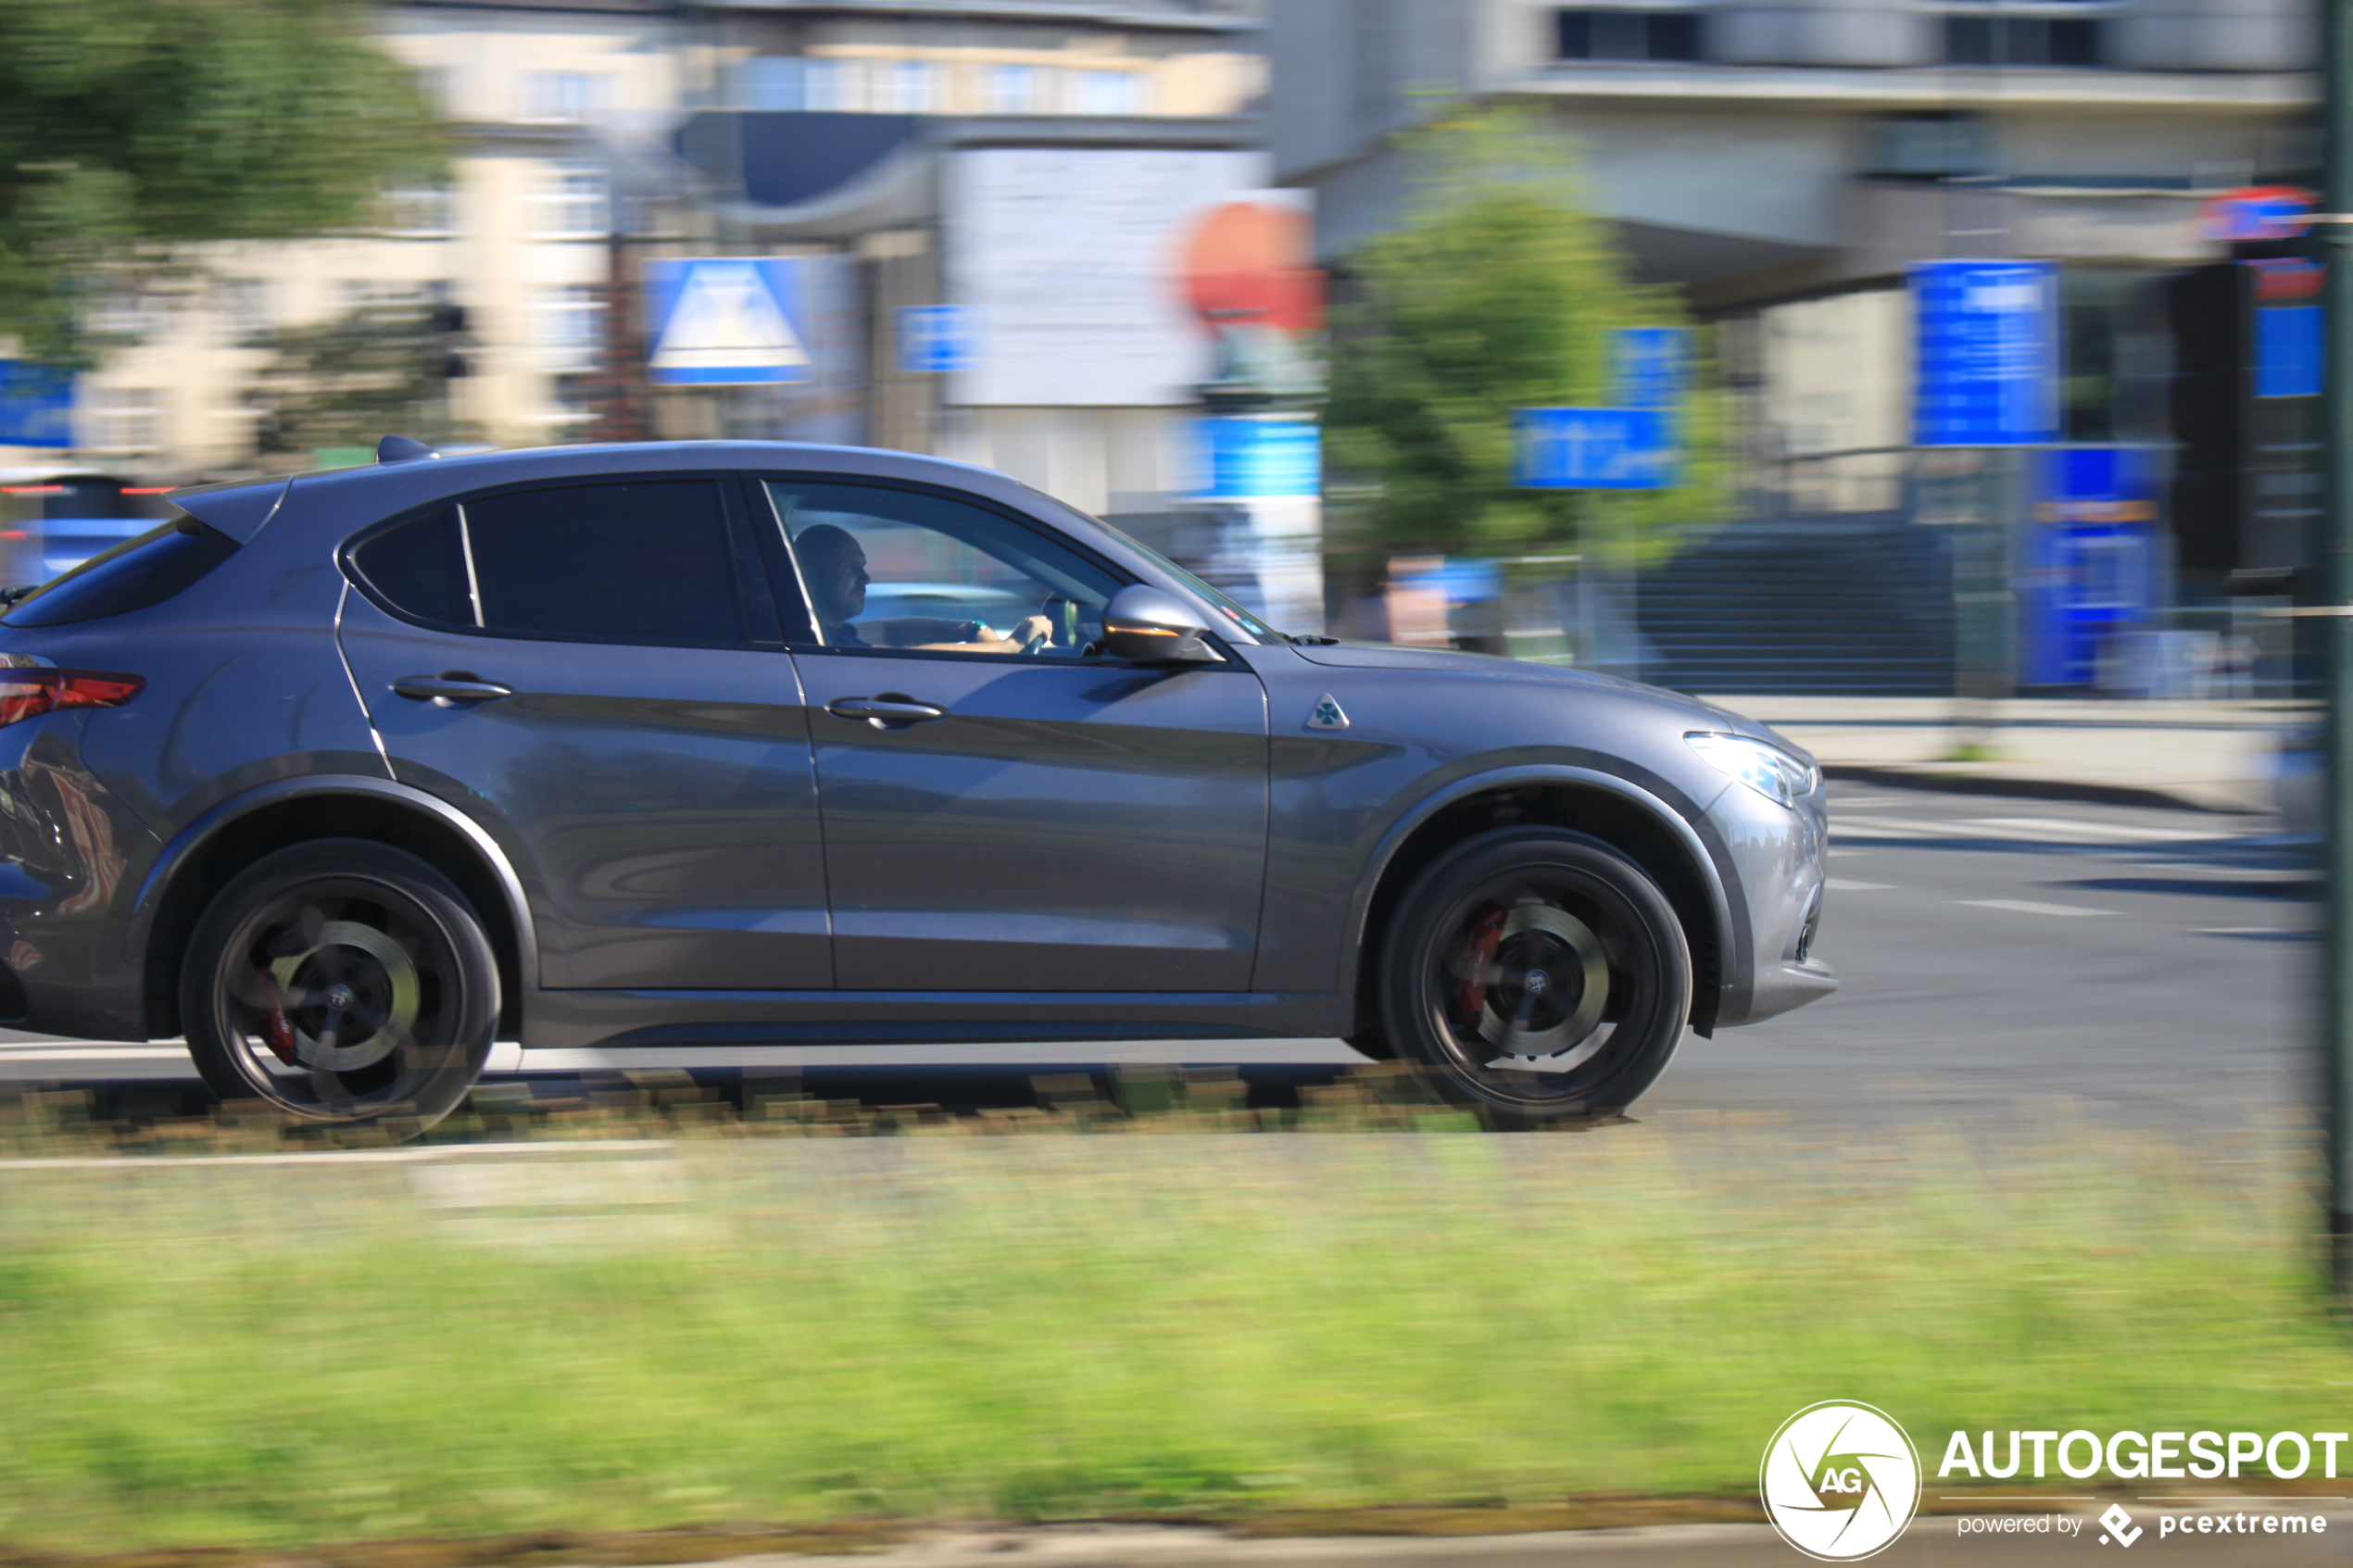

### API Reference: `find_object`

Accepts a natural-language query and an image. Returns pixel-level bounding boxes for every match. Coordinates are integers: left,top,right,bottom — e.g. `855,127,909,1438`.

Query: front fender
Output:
1336,761,1746,1023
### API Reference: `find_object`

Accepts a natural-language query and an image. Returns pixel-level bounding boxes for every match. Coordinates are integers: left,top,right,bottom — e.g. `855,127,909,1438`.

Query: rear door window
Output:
3,519,240,627
346,478,783,647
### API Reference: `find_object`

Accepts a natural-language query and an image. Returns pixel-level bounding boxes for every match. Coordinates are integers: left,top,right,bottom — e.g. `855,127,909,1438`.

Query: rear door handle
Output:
826,696,948,727
393,676,514,706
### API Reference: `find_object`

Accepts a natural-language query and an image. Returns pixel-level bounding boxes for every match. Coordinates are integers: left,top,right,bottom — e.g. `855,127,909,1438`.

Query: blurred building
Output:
1272,0,2316,692
4,0,1265,506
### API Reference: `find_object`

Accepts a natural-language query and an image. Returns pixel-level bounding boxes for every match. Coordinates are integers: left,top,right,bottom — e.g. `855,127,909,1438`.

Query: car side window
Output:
760,480,1123,659
347,479,780,647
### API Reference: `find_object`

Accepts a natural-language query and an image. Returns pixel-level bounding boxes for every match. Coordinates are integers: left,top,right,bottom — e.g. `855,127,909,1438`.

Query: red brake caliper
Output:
1453,907,1507,1026
260,977,299,1065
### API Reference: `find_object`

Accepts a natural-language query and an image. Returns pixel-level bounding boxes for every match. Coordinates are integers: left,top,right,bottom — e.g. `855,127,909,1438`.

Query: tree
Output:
0,0,443,365
247,299,474,457
1324,105,1728,569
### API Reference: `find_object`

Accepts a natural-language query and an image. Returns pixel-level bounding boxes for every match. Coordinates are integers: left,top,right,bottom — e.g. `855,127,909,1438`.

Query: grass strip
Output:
0,1104,2340,1555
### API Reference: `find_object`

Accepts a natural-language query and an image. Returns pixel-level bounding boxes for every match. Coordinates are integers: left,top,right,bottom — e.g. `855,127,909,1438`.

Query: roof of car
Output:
170,440,1041,545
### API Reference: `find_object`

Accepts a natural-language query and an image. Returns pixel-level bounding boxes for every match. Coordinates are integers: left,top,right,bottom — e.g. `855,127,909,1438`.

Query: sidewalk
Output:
1697,696,2310,815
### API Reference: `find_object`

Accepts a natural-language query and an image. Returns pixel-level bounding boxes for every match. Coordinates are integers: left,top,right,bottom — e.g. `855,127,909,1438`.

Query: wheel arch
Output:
130,777,535,1041
1342,767,1741,1044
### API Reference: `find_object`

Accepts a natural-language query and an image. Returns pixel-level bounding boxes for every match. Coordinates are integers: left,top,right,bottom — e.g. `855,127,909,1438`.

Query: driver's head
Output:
794,524,868,625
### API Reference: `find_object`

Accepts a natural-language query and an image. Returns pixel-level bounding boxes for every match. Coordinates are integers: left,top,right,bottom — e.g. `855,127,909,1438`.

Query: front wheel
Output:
1376,829,1692,1127
181,840,498,1132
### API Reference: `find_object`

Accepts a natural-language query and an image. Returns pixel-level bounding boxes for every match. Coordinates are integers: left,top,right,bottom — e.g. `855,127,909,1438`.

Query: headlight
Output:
1685,732,1818,809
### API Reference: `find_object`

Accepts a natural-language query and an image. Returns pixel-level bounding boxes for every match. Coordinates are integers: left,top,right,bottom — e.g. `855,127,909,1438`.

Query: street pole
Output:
2322,0,2353,1304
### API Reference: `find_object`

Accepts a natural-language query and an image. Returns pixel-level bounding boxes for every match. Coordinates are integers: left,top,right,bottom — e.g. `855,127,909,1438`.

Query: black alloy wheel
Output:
1378,828,1692,1127
181,840,498,1131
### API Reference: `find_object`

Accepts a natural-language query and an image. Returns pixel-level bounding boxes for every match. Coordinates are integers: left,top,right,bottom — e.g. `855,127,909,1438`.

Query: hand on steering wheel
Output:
1008,613,1056,655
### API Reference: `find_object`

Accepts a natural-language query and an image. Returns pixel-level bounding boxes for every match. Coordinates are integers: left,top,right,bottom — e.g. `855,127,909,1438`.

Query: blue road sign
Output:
1195,416,1321,499
1514,408,1673,490
898,306,974,375
2255,305,2322,399
0,363,72,448
1912,259,2058,446
1608,327,1689,410
644,258,810,386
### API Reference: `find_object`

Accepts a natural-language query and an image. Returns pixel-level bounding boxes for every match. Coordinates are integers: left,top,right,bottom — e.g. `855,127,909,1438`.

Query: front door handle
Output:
393,675,514,706
826,695,948,728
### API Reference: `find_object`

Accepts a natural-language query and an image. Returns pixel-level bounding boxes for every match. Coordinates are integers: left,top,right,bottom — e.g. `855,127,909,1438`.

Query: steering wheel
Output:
1019,631,1050,656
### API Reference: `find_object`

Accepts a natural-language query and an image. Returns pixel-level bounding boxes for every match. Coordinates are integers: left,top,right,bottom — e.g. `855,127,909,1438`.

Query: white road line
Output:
1826,847,1865,858
1825,879,1895,892
1957,898,2116,918
1959,816,2218,842
0,1047,187,1061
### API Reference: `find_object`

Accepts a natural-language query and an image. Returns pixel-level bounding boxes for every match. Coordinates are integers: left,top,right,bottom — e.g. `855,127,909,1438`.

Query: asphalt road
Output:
0,782,2309,1130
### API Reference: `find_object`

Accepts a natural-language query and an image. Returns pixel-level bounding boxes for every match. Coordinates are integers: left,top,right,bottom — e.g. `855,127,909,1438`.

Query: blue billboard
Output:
0,363,73,449
1194,416,1320,500
1608,327,1689,411
1513,407,1673,490
1912,260,2059,446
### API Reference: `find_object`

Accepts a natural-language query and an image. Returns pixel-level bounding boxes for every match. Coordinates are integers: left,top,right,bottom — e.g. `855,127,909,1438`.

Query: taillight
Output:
0,670,143,728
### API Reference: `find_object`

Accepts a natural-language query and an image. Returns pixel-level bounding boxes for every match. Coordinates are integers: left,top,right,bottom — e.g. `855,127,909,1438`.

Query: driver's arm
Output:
892,614,1057,653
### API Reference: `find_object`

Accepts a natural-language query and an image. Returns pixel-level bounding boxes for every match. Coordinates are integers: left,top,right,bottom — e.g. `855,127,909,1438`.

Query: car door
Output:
334,473,833,991
751,476,1269,993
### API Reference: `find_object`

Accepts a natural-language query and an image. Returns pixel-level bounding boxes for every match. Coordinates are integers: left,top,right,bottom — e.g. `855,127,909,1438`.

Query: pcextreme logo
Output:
1760,1401,1924,1562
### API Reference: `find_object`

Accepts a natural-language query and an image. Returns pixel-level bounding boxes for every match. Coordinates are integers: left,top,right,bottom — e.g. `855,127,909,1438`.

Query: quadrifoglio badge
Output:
1760,1402,1923,1561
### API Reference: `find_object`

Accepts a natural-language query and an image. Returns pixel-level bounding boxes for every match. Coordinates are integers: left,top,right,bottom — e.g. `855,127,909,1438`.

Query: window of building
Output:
1944,13,2105,67
805,58,856,111
1077,69,1142,114
87,292,165,338
530,164,609,238
535,284,605,373
1863,112,1991,179
1554,8,1705,61
219,279,274,338
875,59,938,113
986,64,1038,113
382,187,455,237
86,389,162,453
521,70,611,123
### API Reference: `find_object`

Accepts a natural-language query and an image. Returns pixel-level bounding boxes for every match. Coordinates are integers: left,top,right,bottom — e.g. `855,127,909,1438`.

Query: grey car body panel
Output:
0,440,1831,1056
336,589,833,991
794,649,1270,992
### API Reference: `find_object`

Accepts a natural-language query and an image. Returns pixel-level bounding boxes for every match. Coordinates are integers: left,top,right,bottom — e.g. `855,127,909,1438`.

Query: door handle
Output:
393,675,514,706
826,695,948,727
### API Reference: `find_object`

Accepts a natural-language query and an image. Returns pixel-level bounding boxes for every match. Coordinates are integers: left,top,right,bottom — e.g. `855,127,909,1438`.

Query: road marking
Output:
0,1046,188,1061
1957,898,2115,918
1960,816,2217,842
2196,926,2312,937
1825,879,1895,891
1826,847,1865,858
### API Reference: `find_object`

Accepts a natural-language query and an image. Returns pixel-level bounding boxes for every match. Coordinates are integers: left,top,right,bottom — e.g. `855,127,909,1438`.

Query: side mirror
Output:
1101,585,1225,665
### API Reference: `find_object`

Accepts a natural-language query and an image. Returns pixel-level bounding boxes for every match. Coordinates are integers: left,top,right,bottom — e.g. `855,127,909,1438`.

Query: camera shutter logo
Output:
1759,1401,1921,1561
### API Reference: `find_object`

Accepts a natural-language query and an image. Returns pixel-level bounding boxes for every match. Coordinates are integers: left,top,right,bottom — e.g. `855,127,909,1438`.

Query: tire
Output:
181,839,498,1132
1375,828,1692,1128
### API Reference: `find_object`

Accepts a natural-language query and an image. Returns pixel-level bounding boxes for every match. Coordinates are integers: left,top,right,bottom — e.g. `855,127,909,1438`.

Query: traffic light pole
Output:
2322,0,2353,1304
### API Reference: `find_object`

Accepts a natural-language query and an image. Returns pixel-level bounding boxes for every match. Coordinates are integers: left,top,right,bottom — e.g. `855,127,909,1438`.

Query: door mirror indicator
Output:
1101,585,1224,665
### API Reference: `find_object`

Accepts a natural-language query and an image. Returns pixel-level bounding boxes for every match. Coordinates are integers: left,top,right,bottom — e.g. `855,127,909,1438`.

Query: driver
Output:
793,524,1055,653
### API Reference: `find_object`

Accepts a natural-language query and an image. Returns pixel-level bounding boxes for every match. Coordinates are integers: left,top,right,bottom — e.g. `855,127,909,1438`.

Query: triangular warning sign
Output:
650,261,809,372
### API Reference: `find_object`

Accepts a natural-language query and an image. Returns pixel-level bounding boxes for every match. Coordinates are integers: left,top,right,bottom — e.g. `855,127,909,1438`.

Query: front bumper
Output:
1704,772,1837,1028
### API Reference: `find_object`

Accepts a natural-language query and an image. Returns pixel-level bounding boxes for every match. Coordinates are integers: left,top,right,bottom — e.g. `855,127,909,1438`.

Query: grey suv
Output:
0,440,1833,1130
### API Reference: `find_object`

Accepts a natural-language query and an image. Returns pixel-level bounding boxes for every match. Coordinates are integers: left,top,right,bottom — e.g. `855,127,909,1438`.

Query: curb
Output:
1820,763,2254,817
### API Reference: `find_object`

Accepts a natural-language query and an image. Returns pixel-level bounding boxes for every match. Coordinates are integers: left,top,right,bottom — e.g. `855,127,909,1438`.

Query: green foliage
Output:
249,301,473,457
1325,106,1730,567
0,0,444,364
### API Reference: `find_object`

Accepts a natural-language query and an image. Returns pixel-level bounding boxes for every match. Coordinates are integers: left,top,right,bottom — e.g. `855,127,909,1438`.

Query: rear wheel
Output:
181,840,497,1131
1376,829,1691,1127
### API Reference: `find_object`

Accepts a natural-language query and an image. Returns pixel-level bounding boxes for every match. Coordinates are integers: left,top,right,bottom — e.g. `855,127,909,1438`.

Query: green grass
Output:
0,1097,2344,1554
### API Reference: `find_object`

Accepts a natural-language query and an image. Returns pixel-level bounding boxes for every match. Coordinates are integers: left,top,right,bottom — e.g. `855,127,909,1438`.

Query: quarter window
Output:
761,481,1122,659
347,480,774,648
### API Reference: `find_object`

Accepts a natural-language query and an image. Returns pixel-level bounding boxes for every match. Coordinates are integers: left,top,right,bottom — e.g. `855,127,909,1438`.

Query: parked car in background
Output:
0,439,1834,1133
